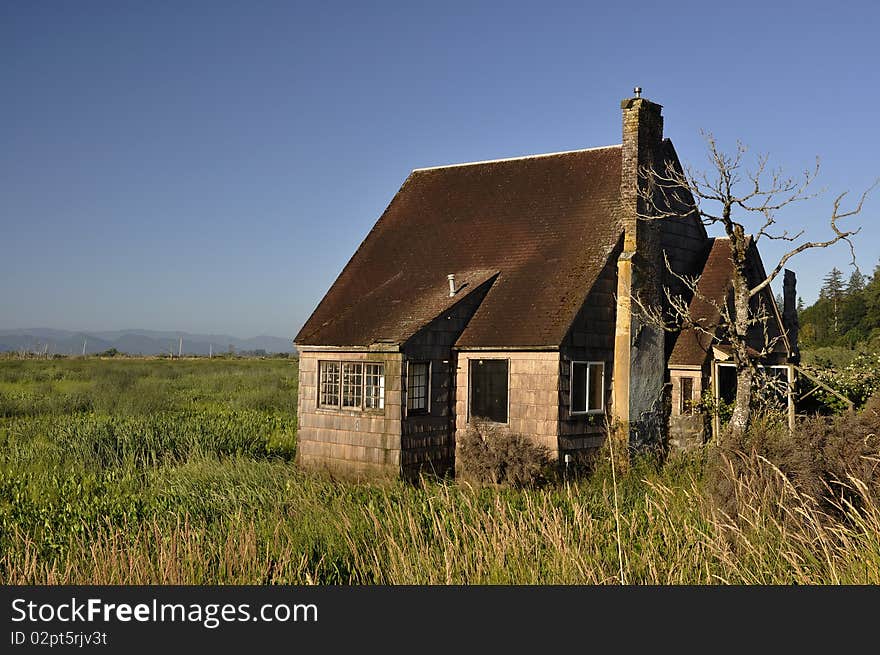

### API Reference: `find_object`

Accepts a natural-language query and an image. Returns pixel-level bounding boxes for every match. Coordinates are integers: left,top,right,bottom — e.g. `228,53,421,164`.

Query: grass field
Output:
1,357,879,584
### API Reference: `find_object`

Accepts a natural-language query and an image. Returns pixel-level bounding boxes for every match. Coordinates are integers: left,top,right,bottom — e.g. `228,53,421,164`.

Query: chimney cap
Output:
633,86,642,98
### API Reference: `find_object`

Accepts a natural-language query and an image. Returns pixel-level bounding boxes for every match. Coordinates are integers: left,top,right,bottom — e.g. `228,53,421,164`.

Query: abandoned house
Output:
293,91,799,478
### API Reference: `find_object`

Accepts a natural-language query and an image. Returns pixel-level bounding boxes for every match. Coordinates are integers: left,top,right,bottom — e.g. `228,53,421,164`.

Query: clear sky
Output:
2,1,878,339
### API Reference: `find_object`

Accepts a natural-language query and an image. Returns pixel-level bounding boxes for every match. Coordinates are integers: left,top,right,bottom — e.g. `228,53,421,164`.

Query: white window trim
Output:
318,360,340,408
712,362,796,438
570,360,605,415
317,360,385,412
406,360,431,415
466,357,510,425
713,362,793,401
364,362,385,410
716,363,791,373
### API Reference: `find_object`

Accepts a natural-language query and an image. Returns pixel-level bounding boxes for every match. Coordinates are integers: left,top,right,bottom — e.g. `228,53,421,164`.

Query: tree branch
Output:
749,179,878,298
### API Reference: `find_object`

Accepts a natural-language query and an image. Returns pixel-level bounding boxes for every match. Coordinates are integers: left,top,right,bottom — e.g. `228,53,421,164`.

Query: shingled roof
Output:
668,237,789,367
295,146,624,348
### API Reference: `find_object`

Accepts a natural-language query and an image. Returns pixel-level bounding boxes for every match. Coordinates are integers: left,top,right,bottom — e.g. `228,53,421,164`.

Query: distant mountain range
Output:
0,329,296,356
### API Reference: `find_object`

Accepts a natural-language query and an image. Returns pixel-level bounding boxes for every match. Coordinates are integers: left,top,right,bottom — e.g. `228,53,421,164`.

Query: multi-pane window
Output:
341,363,363,408
469,359,508,423
571,361,605,414
407,362,429,413
364,363,385,409
319,361,340,407
680,377,695,414
318,361,384,411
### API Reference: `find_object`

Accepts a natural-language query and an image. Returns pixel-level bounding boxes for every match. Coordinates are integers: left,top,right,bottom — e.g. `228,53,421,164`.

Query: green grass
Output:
1,356,879,584
0,357,297,418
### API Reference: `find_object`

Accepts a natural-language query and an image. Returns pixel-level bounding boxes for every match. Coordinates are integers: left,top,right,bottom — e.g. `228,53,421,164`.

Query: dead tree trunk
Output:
635,132,876,445
729,231,753,440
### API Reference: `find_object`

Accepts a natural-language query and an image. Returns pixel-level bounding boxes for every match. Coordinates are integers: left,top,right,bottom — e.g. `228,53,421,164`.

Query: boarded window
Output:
571,361,605,413
680,377,694,414
469,359,508,423
319,361,340,407
407,362,429,413
318,361,384,411
364,363,385,409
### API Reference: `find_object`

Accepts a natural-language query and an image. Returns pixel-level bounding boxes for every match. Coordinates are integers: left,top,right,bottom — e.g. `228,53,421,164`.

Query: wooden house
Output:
294,92,798,478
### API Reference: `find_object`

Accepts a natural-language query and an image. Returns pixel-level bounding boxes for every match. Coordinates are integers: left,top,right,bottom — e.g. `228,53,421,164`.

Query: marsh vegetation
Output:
1,357,878,584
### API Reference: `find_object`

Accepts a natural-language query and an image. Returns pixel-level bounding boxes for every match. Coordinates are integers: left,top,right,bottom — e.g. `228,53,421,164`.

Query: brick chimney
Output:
612,88,667,455
619,91,664,251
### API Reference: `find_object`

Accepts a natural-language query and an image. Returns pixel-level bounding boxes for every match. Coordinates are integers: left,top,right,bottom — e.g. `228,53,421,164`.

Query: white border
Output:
405,360,432,415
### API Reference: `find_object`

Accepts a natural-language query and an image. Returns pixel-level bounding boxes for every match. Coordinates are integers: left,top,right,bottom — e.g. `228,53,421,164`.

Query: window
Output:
318,361,384,411
469,359,508,423
715,363,792,418
680,377,695,414
571,361,605,414
407,362,429,413
341,363,363,408
364,363,385,409
717,364,737,406
319,361,340,407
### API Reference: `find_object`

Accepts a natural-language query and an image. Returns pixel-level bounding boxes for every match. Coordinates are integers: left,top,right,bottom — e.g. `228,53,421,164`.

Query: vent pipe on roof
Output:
447,274,456,297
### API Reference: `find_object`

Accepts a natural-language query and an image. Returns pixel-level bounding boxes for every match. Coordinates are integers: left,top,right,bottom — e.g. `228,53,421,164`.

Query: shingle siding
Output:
296,351,404,478
398,282,491,478
292,94,794,475
454,351,562,462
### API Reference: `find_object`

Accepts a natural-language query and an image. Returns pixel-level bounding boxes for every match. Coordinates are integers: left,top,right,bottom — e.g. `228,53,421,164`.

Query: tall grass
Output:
1,358,879,584
4,454,879,584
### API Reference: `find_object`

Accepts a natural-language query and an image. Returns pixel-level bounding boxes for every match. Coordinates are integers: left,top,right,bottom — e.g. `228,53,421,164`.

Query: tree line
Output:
798,262,880,350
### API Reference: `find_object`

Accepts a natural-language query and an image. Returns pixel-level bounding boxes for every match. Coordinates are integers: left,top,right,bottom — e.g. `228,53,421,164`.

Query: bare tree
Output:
637,133,877,441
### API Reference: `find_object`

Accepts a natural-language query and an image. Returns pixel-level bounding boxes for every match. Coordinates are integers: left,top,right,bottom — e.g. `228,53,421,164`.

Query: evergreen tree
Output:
799,261,880,351
821,267,845,334
821,267,845,299
847,270,866,294
864,263,880,332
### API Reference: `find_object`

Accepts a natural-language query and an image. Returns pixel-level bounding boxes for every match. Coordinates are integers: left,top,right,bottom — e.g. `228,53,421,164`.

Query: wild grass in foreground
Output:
1,358,879,584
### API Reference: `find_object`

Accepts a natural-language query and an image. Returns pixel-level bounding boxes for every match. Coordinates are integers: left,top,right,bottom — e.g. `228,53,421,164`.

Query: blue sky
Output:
2,1,878,339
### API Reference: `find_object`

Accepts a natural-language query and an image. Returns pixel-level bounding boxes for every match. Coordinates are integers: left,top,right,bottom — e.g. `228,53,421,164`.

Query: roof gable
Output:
296,146,624,348
668,237,789,367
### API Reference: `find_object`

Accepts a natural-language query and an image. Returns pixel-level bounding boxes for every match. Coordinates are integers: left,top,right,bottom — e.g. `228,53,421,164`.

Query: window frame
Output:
679,376,695,415
406,360,431,415
319,360,340,408
363,362,385,410
317,360,385,412
341,362,363,409
467,358,510,425
570,360,606,415
714,362,792,407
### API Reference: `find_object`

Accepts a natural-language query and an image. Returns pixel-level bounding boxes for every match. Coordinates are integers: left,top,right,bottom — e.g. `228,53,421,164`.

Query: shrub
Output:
456,421,551,487
802,351,880,411
707,394,880,516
